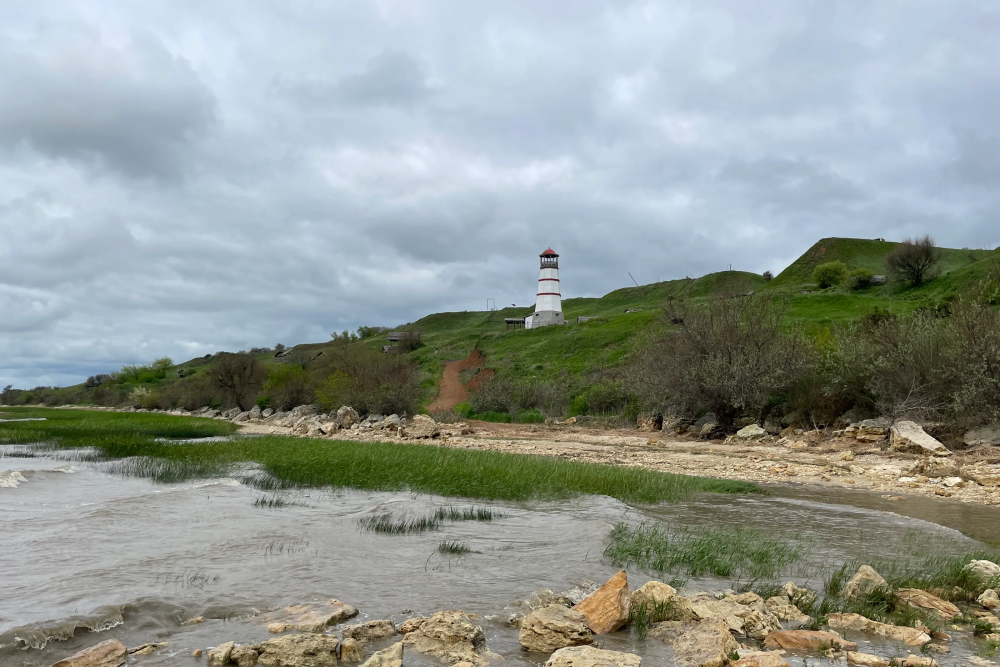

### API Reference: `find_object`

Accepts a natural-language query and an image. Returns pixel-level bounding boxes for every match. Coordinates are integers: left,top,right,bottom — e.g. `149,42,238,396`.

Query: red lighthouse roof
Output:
540,248,558,256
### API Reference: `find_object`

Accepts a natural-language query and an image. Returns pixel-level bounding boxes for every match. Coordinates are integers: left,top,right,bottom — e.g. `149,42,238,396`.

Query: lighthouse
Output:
524,248,564,329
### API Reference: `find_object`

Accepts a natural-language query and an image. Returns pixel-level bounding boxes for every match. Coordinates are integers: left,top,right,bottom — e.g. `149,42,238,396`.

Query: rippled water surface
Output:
2,449,998,667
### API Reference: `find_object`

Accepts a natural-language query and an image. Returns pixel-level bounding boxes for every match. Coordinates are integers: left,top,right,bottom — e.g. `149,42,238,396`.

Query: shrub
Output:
568,395,589,417
264,364,313,411
886,235,941,286
762,271,773,282
313,346,421,416
847,268,875,290
211,353,266,410
813,261,848,288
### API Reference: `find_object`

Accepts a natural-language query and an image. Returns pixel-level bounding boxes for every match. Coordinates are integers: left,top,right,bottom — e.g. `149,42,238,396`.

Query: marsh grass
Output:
358,505,505,534
629,599,674,640
1,408,757,502
605,522,802,580
438,540,475,554
253,495,290,509
433,506,504,522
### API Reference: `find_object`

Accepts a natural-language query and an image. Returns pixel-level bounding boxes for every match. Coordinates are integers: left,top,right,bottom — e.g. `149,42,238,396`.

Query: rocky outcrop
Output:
847,652,890,667
260,600,358,633
856,418,890,443
342,619,396,642
678,592,781,639
358,642,403,667
896,589,960,620
573,570,631,634
51,639,127,667
208,641,236,666
406,414,440,439
544,646,641,667
763,630,857,652
732,651,791,667
842,565,888,601
337,406,359,428
339,639,365,662
398,617,428,634
256,634,340,666
519,604,594,653
889,422,951,456
650,619,738,667
978,589,1000,609
402,610,499,666
827,613,931,645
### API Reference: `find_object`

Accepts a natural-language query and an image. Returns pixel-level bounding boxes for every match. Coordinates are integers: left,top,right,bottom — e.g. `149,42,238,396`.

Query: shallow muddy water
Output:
2,449,999,667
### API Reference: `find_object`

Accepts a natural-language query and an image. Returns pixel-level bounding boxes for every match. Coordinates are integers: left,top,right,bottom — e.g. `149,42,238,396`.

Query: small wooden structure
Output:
387,331,420,342
505,318,525,331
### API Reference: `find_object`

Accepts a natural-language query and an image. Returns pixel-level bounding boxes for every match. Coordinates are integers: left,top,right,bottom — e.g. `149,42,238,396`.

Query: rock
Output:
259,599,359,633
319,422,340,435
231,645,261,667
979,589,1000,609
562,416,578,425
342,619,396,642
781,582,818,609
208,641,236,667
402,610,498,666
50,639,128,667
890,422,951,456
524,589,576,610
650,619,738,667
763,418,782,435
291,405,319,417
896,589,961,620
732,651,791,667
336,406,359,427
205,409,221,418
763,630,857,652
636,414,663,432
857,418,891,443
340,639,365,662
847,652,890,667
378,415,402,431
965,560,1000,584
630,581,676,610
193,649,204,657
764,596,812,625
256,634,340,667
249,405,263,420
519,604,594,653
673,592,780,640
128,642,169,655
842,565,888,601
398,617,428,634
901,656,938,667
827,613,931,645
695,413,720,438
965,424,1000,447
262,408,274,418
544,645,641,667
358,642,403,667
223,408,241,419
233,411,251,423
407,414,440,439
871,275,888,286
736,424,768,440
573,570,631,634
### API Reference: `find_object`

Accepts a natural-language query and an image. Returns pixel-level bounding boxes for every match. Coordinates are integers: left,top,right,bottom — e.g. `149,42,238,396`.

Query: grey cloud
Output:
0,25,215,179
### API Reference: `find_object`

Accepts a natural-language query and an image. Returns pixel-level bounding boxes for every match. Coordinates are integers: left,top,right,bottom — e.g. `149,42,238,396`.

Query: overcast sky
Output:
2,1,999,388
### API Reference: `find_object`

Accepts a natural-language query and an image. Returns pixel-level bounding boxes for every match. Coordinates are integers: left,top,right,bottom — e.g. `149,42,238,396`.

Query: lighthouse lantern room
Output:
524,248,564,329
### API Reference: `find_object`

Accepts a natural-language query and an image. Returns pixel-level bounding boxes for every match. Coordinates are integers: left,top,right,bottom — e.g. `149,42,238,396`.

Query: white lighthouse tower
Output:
524,248,564,329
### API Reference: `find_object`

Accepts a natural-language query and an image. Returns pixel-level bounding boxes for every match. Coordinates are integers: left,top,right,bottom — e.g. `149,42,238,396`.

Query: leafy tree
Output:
813,261,848,288
847,268,875,290
211,353,266,410
886,235,942,286
762,271,774,282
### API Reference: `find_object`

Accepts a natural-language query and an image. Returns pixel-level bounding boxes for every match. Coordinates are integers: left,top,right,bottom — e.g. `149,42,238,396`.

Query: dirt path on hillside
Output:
427,348,484,412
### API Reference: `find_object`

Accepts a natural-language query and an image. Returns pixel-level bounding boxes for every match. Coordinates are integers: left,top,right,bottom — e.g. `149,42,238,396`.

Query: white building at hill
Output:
524,248,564,329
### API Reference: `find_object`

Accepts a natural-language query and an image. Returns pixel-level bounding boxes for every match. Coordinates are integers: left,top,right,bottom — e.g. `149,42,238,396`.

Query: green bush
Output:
265,364,313,411
568,395,589,416
813,261,848,288
474,411,512,423
847,268,875,290
518,409,545,423
453,402,473,418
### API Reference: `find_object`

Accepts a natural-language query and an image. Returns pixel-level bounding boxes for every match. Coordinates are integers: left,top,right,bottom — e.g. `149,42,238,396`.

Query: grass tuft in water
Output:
438,540,475,554
253,495,290,509
433,506,504,522
358,513,441,535
605,522,802,580
629,599,675,640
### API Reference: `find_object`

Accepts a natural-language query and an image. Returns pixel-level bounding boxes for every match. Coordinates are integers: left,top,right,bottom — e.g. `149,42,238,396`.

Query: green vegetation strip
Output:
0,408,756,503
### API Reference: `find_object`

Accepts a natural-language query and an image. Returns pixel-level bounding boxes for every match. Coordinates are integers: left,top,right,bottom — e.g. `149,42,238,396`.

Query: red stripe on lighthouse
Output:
537,292,562,296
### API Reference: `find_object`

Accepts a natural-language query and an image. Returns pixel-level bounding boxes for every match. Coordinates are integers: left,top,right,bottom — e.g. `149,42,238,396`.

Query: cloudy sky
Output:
2,1,999,388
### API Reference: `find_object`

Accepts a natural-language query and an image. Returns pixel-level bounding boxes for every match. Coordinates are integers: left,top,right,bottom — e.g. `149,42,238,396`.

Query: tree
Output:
847,268,875,290
211,353,266,410
813,261,848,288
762,271,774,282
886,235,941,286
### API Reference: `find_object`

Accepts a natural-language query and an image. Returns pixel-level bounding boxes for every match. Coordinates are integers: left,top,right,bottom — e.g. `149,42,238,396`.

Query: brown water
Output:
2,450,998,667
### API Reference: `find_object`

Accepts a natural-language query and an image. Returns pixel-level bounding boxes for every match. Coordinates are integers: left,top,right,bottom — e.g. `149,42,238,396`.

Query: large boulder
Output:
763,630,857,652
223,407,241,419
340,639,365,663
636,414,663,432
856,418,890,443
573,570,631,634
630,581,676,610
342,620,396,642
260,599,359,633
233,411,251,423
249,405,263,420
964,424,1000,447
256,634,340,667
544,646,641,667
736,424,768,440
208,642,236,667
402,610,499,666
847,653,890,667
51,639,127,667
896,589,960,620
732,652,791,667
827,613,930,645
694,413,720,438
764,596,812,625
337,406,359,428
889,422,951,456
842,565,888,601
965,560,1000,584
231,645,261,667
978,589,1000,609
358,642,403,667
406,414,441,439
650,619,738,667
519,604,594,653
684,593,781,639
